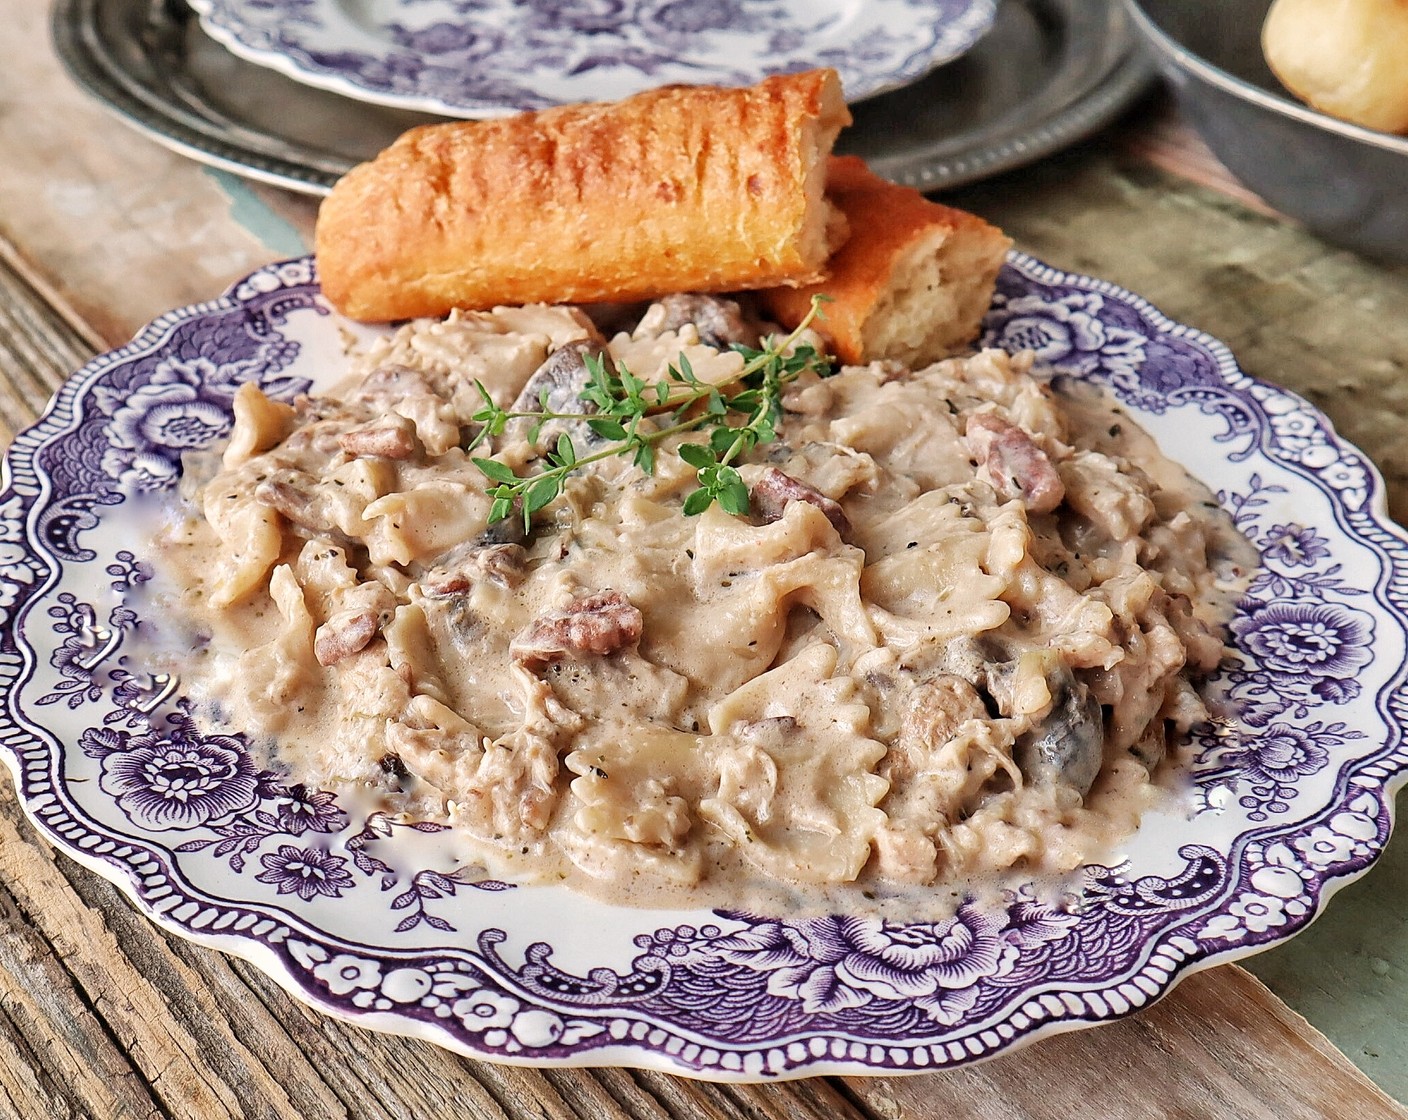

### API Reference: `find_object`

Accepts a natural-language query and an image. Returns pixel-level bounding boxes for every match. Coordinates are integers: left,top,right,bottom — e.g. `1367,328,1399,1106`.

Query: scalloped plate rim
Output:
1,250,1405,1079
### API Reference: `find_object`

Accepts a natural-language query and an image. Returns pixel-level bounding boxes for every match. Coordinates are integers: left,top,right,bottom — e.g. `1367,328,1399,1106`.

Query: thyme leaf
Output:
471,296,831,527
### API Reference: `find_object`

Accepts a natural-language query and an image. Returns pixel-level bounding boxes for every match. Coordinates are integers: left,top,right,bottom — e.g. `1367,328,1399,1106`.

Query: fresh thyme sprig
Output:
470,297,831,528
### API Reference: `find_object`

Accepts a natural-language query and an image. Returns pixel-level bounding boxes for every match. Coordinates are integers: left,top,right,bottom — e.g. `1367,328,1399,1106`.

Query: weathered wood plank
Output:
0,4,295,347
843,967,1408,1120
0,236,99,445
0,878,164,1120
0,797,287,1120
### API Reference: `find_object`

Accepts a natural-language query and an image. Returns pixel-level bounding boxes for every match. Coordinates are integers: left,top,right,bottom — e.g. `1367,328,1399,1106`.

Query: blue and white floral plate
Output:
3,254,1407,1079
182,0,999,118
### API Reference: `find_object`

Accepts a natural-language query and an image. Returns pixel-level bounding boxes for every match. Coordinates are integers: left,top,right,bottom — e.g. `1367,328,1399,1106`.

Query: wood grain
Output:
0,235,102,450
0,3,292,348
845,967,1408,1120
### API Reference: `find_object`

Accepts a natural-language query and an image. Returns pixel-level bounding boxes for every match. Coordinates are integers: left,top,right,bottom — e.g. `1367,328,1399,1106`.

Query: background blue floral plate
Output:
183,0,1000,117
2,254,1407,1079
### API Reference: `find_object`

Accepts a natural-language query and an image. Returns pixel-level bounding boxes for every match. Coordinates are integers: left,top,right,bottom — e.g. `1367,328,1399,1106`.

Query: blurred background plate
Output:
52,0,1153,198
184,0,999,117
1125,0,1408,263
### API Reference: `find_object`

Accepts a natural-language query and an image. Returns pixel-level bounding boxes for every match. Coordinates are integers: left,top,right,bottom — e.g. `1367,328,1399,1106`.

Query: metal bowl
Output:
1124,0,1408,262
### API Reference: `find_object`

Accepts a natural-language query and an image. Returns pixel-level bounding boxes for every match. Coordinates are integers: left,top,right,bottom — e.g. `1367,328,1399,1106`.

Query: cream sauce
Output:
146,298,1255,917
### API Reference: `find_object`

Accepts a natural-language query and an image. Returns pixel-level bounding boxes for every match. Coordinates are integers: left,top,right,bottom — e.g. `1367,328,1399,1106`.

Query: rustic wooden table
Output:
6,3,1408,1117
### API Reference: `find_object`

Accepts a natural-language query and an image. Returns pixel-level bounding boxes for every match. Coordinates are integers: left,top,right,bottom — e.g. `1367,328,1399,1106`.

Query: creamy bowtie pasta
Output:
151,295,1252,912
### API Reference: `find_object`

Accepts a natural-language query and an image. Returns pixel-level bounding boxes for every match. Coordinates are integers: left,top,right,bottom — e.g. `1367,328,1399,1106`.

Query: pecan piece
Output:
313,583,396,666
511,590,643,666
965,413,1065,514
314,608,380,666
337,417,417,460
750,467,850,535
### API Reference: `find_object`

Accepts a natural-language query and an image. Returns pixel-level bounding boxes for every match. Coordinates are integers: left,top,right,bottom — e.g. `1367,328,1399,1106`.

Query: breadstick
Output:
315,70,851,321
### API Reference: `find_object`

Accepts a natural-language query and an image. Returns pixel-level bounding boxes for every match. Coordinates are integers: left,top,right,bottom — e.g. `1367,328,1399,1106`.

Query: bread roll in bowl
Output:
1263,0,1408,134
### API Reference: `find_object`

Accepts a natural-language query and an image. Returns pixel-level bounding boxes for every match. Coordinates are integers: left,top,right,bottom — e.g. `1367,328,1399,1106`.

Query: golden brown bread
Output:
758,155,1011,368
315,70,851,321
1262,0,1408,134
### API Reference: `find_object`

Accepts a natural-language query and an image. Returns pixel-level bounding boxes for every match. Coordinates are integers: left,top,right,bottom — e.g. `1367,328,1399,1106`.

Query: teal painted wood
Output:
1246,804,1408,1101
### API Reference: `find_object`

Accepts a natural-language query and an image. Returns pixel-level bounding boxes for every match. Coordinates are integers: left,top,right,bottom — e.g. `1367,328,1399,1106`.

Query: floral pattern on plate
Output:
183,0,999,117
2,253,1407,1078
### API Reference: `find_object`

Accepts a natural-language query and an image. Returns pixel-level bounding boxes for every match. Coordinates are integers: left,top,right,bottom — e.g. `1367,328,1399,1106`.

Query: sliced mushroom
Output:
422,543,528,595
1014,672,1104,796
349,364,460,455
510,340,614,450
649,293,760,350
253,471,341,538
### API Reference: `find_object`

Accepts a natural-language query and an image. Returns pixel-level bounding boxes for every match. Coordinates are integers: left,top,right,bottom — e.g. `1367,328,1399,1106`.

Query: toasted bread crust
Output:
316,71,851,321
759,156,1011,366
